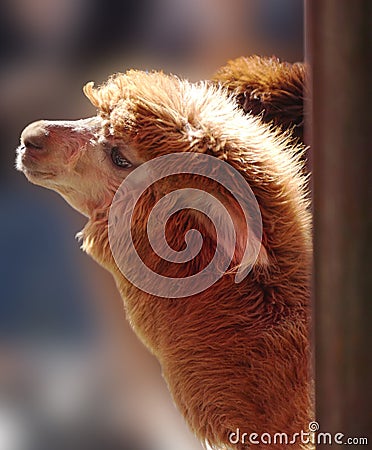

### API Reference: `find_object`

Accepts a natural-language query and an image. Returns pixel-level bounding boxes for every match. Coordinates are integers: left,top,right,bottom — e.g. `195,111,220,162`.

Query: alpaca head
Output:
16,71,238,216
17,71,279,289
15,111,139,218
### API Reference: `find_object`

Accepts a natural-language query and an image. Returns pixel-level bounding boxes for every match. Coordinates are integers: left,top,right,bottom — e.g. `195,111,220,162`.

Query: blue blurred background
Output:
0,1,303,449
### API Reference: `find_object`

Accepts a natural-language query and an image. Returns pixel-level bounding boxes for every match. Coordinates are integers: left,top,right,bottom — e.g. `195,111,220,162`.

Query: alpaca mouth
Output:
16,145,56,180
22,167,56,179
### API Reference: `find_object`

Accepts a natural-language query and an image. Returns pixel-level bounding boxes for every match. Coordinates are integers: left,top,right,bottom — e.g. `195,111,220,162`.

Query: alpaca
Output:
213,56,306,142
16,67,313,449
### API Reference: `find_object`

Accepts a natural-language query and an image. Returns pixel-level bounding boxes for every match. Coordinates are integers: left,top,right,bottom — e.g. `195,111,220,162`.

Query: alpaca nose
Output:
21,120,49,151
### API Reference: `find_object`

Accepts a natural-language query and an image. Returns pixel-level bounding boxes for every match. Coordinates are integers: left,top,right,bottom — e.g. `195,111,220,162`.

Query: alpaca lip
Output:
16,145,54,178
22,166,55,180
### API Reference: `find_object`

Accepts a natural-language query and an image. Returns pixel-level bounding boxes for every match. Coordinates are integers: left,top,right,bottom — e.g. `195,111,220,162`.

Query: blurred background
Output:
0,1,304,449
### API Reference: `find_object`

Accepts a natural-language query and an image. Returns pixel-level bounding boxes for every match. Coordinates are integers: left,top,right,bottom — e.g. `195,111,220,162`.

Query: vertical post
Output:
306,0,371,442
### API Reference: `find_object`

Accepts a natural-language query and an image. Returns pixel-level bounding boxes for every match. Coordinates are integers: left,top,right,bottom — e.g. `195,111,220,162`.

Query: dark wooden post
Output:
306,0,371,443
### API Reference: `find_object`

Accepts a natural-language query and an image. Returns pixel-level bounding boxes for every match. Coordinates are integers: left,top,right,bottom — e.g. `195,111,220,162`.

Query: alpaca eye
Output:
111,147,132,169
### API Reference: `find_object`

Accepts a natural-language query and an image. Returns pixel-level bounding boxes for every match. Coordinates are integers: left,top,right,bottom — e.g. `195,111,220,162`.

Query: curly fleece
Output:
79,70,313,449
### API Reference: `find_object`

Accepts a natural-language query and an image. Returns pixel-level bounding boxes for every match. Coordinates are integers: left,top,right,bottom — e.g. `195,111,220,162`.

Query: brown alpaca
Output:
213,56,306,142
17,67,313,449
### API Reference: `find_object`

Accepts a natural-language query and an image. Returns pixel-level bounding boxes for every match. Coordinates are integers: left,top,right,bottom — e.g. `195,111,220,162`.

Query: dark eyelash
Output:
110,147,133,169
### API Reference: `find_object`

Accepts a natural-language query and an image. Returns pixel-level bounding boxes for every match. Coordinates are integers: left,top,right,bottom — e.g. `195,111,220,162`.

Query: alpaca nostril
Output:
21,120,49,151
23,137,44,150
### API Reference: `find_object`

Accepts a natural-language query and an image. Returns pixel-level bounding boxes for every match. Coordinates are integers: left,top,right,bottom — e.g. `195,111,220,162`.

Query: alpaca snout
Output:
17,120,57,181
21,120,50,152
17,116,104,180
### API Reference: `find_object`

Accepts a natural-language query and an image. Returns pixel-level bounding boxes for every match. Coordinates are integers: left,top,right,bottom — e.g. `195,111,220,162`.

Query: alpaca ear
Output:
213,56,306,141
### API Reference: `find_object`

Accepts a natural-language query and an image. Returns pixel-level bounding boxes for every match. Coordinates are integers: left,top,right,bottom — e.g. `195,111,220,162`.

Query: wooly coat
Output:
17,66,313,449
214,56,306,142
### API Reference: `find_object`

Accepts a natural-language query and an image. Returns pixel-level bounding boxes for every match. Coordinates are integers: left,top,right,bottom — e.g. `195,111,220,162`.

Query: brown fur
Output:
213,56,307,142
18,64,313,449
